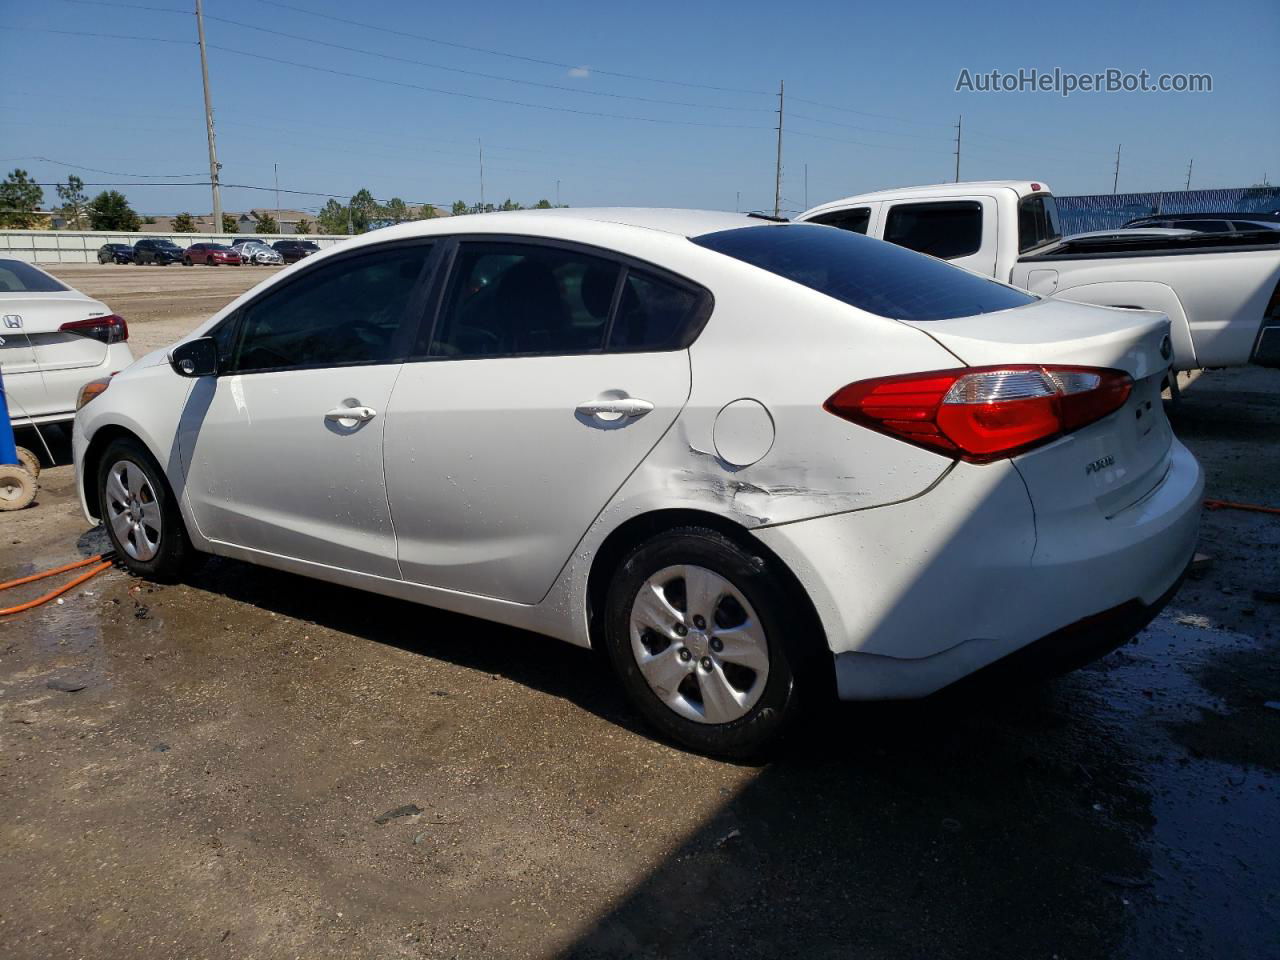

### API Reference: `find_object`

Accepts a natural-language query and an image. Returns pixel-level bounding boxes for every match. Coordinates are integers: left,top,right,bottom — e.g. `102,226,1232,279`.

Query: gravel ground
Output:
1,267,1277,959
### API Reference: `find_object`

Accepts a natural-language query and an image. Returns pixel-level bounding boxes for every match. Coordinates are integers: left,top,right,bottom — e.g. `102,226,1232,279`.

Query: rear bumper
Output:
754,439,1202,700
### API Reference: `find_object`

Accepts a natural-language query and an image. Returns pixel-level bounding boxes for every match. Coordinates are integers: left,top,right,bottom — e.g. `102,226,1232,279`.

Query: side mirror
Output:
169,337,219,378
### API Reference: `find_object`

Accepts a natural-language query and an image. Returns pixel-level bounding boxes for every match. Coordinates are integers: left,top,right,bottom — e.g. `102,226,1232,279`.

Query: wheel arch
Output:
81,423,156,521
584,508,834,692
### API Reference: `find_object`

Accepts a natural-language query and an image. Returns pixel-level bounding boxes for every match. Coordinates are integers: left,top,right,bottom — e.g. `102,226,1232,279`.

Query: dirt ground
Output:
1,266,1277,959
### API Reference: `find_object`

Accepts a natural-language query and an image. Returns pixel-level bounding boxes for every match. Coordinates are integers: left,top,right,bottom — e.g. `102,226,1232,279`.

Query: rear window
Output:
884,201,982,259
1018,194,1062,252
692,224,1035,322
0,259,69,293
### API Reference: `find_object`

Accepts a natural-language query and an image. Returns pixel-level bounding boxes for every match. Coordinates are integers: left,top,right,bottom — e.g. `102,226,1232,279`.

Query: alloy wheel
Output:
629,564,770,724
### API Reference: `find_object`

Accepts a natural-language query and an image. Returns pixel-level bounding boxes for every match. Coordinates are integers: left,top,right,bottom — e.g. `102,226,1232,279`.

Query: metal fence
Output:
1057,186,1280,235
0,229,353,264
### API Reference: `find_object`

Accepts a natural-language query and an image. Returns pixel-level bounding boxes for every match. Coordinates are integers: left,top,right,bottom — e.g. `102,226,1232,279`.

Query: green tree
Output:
88,190,141,231
221,213,237,233
348,188,378,233
534,198,553,209
294,218,312,235
55,175,90,229
451,200,468,216
0,169,45,228
317,199,347,234
382,197,410,225
254,212,279,234
172,211,197,233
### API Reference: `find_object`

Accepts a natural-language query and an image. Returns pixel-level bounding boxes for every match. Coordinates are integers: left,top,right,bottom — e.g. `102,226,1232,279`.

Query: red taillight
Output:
59,313,128,345
825,365,1133,463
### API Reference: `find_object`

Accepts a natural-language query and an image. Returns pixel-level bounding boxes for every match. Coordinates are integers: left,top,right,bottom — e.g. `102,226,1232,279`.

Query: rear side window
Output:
231,244,431,372
693,224,1035,322
0,259,68,293
427,242,621,358
884,201,982,259
807,207,871,234
608,270,702,351
1018,195,1062,252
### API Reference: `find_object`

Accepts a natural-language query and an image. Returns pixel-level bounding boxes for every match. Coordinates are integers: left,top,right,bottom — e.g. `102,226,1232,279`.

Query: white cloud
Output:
568,66,590,79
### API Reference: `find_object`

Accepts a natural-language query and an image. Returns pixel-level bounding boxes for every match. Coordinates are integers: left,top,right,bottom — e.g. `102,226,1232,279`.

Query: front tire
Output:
603,527,802,758
97,437,197,582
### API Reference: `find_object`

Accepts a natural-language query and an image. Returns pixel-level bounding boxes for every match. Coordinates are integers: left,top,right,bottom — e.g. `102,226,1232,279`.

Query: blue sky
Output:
2,0,1277,218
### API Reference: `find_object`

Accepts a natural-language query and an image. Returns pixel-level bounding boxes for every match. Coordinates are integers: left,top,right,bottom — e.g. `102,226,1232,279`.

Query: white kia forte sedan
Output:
0,258,132,428
72,210,1202,756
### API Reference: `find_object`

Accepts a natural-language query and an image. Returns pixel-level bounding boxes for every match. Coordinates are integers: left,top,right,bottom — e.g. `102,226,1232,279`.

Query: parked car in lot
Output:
97,243,134,265
272,239,321,263
183,242,242,267
798,181,1280,370
72,210,1202,756
236,241,283,266
132,238,185,266
0,258,132,428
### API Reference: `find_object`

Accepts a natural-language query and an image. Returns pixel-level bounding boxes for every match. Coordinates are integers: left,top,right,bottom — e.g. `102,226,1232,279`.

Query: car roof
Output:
341,208,768,247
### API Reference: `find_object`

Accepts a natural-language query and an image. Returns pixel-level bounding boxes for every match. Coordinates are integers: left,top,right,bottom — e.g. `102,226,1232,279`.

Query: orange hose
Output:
1204,499,1280,516
0,554,114,616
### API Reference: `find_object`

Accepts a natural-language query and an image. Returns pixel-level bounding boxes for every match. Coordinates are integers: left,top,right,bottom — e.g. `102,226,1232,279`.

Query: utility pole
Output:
273,162,280,228
1113,143,1122,194
953,115,962,182
195,0,222,231
1185,158,1193,191
773,80,784,218
478,139,485,211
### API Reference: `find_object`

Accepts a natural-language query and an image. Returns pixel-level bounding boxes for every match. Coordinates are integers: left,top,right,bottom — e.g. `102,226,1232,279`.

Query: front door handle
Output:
324,405,377,423
576,398,654,421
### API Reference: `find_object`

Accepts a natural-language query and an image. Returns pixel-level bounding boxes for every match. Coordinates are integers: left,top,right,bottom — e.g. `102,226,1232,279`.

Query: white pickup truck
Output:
798,181,1280,371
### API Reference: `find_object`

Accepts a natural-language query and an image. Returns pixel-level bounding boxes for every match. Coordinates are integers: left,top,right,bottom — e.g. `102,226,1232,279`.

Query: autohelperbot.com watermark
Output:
955,67,1212,97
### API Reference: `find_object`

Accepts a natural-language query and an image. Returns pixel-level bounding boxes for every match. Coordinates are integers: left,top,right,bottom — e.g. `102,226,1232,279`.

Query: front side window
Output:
884,201,983,260
693,224,1034,322
230,244,431,373
808,207,871,235
427,242,621,358
1017,195,1062,252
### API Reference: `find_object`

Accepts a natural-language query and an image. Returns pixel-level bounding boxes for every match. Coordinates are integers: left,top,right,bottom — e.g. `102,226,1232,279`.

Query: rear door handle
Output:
576,398,654,420
325,405,377,422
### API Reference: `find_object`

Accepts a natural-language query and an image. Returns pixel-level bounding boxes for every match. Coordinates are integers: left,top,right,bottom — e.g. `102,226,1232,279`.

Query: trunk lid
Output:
906,297,1175,516
0,293,114,372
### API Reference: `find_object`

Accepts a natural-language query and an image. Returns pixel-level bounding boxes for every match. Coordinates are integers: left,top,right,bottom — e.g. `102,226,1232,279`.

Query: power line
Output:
197,12,771,113
8,156,206,178
206,44,774,130
51,0,770,96
252,0,772,96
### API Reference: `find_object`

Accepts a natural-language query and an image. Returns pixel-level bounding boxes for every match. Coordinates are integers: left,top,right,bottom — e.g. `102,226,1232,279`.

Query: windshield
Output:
0,259,70,293
692,224,1036,322
1018,194,1062,252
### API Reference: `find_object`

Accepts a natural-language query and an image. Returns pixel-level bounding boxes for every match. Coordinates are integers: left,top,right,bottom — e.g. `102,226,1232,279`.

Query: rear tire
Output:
602,526,804,758
96,436,198,583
